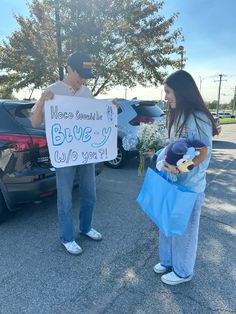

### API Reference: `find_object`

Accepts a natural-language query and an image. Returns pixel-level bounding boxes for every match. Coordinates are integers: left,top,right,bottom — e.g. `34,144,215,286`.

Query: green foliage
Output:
0,74,16,98
205,99,233,111
229,97,236,111
0,83,15,99
219,117,236,123
0,0,58,90
0,0,184,95
205,100,218,110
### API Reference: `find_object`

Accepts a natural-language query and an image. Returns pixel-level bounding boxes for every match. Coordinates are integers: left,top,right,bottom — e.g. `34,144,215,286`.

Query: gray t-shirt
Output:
32,81,93,114
44,81,93,98
170,112,212,193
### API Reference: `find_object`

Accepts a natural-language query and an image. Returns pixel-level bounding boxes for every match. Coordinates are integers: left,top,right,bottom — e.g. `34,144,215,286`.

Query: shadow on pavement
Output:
213,140,236,149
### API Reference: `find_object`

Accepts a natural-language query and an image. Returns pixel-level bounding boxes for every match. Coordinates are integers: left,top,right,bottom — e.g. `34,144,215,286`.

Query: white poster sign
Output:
45,95,117,168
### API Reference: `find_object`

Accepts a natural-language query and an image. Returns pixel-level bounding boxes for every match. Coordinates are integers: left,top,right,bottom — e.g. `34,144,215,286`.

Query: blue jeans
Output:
159,192,205,278
56,163,96,243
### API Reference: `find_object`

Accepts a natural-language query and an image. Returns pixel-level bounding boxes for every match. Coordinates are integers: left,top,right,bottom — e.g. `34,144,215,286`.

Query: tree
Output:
205,100,218,111
0,0,58,91
0,0,184,96
229,97,236,113
0,84,15,99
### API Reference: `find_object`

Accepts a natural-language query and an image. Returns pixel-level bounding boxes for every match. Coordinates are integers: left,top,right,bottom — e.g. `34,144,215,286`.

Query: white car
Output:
218,112,235,118
105,98,165,168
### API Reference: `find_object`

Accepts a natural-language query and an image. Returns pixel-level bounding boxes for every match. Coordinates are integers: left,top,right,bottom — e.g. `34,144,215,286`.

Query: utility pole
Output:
199,76,204,92
160,90,163,100
124,87,128,99
214,74,227,115
233,86,236,114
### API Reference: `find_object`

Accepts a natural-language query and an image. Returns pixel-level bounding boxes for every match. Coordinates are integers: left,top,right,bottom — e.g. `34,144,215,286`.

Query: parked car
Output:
211,113,222,134
214,116,222,134
0,99,103,222
218,112,235,119
104,98,165,169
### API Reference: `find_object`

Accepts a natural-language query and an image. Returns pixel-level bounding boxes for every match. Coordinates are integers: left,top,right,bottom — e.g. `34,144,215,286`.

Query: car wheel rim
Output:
109,149,123,166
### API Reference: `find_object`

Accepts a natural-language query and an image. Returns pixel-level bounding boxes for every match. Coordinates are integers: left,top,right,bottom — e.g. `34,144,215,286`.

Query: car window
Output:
132,102,164,117
118,106,123,114
5,103,45,130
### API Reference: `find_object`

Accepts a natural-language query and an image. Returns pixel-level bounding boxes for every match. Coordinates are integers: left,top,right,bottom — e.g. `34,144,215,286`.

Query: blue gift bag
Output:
136,168,197,237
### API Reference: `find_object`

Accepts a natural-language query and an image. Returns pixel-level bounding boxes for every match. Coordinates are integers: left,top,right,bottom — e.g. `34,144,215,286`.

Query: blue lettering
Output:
64,128,73,143
91,127,111,148
52,123,65,146
73,125,83,141
82,127,92,142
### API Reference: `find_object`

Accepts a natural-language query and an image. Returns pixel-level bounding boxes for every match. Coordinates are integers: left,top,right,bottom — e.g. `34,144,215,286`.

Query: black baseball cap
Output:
67,51,95,79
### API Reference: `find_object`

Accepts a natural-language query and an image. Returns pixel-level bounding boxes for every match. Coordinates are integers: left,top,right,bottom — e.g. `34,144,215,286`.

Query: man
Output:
32,51,102,255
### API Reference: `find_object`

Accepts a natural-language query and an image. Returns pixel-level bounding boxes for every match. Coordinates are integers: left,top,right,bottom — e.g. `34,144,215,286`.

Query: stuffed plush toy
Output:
155,139,206,173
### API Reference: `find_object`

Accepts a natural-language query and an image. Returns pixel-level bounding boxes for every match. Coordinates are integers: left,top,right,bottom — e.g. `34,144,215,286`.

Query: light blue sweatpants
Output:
159,192,205,278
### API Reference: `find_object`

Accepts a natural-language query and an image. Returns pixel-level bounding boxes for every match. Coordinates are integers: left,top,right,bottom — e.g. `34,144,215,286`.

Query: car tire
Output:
0,191,10,223
105,142,127,169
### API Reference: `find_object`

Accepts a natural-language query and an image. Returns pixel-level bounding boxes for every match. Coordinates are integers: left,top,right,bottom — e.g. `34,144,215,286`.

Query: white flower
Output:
137,122,168,152
122,133,139,151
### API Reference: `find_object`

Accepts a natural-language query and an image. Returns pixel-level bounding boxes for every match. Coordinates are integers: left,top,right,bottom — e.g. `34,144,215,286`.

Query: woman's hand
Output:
162,161,180,175
143,149,155,158
192,147,208,166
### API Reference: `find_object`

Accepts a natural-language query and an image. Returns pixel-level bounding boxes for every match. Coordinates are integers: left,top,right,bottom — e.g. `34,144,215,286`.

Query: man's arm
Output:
31,91,54,128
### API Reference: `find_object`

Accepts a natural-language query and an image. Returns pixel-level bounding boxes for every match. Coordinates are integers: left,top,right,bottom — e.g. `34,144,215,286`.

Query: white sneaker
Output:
161,271,192,285
83,228,102,241
62,241,82,255
153,263,168,274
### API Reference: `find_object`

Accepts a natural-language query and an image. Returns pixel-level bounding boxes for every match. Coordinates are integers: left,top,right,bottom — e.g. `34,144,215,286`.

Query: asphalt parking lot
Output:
0,124,235,314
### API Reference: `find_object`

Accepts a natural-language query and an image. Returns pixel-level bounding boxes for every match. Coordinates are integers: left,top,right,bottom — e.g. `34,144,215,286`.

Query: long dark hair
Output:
165,70,219,137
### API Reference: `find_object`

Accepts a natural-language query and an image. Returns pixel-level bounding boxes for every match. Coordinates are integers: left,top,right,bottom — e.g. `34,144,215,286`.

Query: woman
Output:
153,70,219,285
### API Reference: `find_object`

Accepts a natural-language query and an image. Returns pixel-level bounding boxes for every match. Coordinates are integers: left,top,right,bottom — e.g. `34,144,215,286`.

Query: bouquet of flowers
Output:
122,122,168,176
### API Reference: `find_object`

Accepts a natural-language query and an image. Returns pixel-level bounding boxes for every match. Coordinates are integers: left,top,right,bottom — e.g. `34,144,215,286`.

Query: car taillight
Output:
129,115,154,126
0,134,47,152
31,137,48,149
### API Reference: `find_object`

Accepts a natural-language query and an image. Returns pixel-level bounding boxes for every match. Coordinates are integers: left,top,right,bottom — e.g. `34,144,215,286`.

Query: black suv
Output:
0,99,103,222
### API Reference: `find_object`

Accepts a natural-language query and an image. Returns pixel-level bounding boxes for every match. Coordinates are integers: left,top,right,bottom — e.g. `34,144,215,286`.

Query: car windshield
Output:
132,101,164,117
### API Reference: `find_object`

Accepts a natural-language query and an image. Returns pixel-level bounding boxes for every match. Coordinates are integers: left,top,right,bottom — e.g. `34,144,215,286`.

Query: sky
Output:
0,0,236,103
